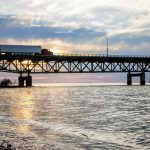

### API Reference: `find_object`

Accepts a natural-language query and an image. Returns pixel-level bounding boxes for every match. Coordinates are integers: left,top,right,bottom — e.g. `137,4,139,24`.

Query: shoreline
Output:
0,84,150,88
0,86,33,88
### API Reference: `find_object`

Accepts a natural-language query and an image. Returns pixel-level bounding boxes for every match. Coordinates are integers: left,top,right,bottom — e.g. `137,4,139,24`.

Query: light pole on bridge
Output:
106,38,108,57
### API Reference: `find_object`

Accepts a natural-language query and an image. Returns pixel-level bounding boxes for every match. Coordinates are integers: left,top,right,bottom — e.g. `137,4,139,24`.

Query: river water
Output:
0,85,150,150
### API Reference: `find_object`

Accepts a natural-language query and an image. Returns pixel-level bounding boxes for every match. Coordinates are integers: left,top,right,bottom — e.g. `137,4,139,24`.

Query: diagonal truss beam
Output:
0,56,150,73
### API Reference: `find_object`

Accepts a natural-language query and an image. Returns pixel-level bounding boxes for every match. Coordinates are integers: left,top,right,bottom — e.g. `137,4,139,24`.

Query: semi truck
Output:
0,45,53,55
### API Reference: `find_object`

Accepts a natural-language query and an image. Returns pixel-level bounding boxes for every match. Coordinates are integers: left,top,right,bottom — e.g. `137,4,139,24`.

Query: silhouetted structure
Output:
0,53,150,86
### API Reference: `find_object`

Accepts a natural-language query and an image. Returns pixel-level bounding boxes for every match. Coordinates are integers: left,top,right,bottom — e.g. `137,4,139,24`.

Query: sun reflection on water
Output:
10,89,35,134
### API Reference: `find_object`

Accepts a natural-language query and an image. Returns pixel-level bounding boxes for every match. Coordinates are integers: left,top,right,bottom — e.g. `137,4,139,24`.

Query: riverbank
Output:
0,86,32,88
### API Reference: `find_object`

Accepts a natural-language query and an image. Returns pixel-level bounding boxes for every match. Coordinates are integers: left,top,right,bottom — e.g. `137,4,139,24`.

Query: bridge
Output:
0,53,150,86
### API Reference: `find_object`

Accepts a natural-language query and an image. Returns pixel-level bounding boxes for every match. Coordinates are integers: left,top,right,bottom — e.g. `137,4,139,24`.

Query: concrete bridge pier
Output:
26,75,32,86
127,72,132,85
18,74,32,87
140,72,145,85
127,72,145,86
18,74,25,87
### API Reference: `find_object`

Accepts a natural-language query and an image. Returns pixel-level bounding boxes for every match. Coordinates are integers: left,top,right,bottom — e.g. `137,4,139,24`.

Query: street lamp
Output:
106,38,108,57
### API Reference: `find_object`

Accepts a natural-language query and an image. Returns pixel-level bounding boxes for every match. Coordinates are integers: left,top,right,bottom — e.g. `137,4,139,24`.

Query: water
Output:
0,85,150,150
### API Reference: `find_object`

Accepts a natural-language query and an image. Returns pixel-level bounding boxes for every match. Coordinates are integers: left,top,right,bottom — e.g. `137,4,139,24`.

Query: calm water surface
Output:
0,85,150,150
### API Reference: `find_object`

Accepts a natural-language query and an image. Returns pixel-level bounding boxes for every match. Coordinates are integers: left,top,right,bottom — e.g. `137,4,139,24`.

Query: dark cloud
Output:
0,15,105,43
66,28,105,42
110,33,150,45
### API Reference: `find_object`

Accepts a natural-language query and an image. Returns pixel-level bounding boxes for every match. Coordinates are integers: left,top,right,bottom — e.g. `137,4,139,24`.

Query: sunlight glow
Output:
10,90,35,134
21,60,32,65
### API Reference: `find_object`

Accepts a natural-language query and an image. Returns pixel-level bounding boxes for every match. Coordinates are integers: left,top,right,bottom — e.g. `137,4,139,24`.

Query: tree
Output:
0,78,12,86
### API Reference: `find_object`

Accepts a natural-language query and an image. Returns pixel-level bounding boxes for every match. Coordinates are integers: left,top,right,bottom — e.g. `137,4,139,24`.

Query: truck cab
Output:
41,49,53,55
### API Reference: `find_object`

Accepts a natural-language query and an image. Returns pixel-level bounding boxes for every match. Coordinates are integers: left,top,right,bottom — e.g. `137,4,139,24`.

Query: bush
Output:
0,78,12,86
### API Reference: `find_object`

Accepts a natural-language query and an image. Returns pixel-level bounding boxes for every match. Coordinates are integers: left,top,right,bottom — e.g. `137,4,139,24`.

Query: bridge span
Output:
0,53,150,86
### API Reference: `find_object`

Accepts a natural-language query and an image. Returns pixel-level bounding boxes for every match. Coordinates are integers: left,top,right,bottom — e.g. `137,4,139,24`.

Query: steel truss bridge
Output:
0,54,150,86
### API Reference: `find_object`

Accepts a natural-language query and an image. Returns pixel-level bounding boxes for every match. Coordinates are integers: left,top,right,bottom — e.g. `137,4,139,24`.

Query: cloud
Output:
0,0,150,56
0,15,105,41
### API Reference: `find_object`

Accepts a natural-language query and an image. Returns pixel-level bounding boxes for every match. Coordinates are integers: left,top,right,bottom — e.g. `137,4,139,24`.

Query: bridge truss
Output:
0,54,150,86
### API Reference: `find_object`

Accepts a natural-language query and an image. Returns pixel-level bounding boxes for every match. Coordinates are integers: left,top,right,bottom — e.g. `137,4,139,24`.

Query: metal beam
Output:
0,54,149,74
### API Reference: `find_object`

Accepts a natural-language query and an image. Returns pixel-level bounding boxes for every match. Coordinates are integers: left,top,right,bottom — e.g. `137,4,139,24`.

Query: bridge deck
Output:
0,54,150,74
0,54,150,63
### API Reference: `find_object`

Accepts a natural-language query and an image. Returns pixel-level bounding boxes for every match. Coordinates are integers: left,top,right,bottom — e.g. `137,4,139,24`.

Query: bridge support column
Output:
127,73,132,85
18,74,32,87
26,75,32,87
18,75,25,87
127,72,145,86
140,72,145,85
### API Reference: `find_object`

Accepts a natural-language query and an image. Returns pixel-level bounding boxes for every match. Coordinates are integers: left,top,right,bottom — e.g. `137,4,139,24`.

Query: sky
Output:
0,0,150,84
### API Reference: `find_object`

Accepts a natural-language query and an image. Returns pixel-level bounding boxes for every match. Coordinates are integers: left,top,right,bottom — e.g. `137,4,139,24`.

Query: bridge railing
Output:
53,53,149,58
53,53,105,56
0,52,149,58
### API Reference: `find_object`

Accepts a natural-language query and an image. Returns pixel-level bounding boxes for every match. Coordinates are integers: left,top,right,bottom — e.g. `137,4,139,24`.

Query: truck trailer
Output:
0,45,53,55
